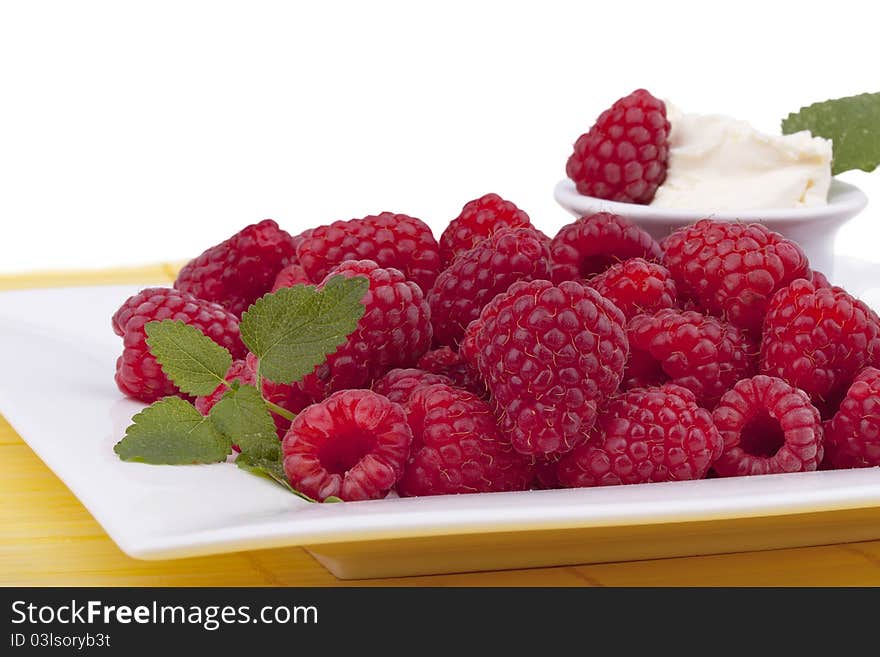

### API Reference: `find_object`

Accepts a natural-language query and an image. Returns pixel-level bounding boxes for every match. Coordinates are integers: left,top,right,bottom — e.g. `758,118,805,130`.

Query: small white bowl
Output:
553,178,868,277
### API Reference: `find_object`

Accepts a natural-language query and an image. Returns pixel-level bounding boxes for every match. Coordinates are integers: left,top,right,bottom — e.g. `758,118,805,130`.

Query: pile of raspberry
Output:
113,195,880,501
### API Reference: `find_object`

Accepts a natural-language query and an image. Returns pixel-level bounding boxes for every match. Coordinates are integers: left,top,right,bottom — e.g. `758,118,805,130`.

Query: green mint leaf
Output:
114,396,232,464
239,275,368,385
234,454,322,502
208,384,280,461
782,92,880,175
145,320,232,396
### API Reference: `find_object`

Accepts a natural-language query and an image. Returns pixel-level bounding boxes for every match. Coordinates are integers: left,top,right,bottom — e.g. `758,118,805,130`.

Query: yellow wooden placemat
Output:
2,265,880,586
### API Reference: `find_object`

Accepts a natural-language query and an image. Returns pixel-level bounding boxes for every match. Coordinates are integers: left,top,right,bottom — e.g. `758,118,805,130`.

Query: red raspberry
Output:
174,219,298,317
297,212,441,293
557,384,722,487
565,89,670,204
712,375,823,476
417,347,486,397
825,367,880,469
429,227,551,347
271,264,312,292
113,287,245,403
625,309,757,408
760,279,880,416
587,257,677,321
194,356,312,439
550,212,662,283
242,352,318,416
439,193,534,267
371,368,454,404
194,360,250,452
302,260,433,397
399,384,532,496
282,390,412,501
661,220,811,334
194,359,254,416
468,279,628,458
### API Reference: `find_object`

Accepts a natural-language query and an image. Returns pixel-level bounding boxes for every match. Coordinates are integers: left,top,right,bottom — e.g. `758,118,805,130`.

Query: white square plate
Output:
3,257,880,579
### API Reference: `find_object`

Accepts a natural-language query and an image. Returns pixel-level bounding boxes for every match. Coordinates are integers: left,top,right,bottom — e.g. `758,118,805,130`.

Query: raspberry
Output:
302,260,433,397
271,263,312,292
712,375,823,476
194,359,254,416
194,356,313,439
174,219,298,317
625,309,757,408
371,368,454,404
467,279,628,458
439,193,534,267
556,384,722,487
297,213,441,293
760,279,880,416
824,367,880,469
113,287,245,403
661,220,811,334
587,257,678,321
565,89,670,204
281,390,412,501
550,212,662,283
428,227,551,347
399,384,532,496
417,347,486,397
243,351,318,412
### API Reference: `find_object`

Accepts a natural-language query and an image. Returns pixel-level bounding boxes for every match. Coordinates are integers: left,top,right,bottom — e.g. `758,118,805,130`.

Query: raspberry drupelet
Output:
271,264,312,291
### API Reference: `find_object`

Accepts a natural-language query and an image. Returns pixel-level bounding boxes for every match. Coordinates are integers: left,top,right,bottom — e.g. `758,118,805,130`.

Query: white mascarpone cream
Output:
651,104,833,211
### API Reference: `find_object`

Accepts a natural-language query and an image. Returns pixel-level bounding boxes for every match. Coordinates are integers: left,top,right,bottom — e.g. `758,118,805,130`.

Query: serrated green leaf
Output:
145,320,232,396
234,454,321,502
114,396,232,464
782,92,880,175
208,384,280,461
239,275,368,385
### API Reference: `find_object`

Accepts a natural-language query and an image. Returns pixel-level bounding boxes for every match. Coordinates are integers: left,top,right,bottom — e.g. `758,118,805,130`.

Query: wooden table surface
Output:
3,265,880,587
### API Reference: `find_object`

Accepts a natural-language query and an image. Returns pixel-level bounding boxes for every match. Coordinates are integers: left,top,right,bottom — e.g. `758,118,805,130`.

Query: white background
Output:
0,0,877,274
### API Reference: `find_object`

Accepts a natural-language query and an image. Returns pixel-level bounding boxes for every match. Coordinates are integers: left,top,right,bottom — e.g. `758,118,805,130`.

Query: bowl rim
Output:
553,178,868,224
